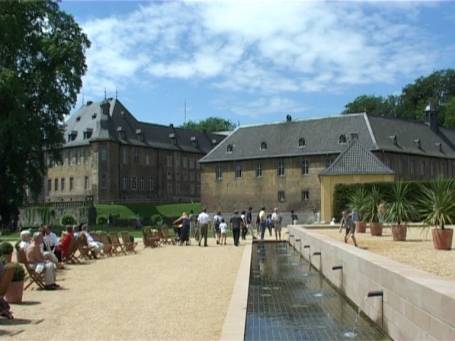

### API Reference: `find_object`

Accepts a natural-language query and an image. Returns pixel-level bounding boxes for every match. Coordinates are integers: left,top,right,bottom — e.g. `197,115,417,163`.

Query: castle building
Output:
199,109,455,222
43,99,224,204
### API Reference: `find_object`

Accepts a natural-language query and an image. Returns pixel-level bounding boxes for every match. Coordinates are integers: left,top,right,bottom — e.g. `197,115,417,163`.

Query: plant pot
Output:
432,228,453,250
355,221,366,233
5,280,24,304
369,223,383,236
392,224,407,241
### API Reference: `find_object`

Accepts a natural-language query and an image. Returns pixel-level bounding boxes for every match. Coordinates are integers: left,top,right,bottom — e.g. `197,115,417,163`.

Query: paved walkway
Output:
0,236,252,341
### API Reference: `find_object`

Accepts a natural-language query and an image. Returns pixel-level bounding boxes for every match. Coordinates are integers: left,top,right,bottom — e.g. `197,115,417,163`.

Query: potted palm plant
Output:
362,186,384,236
385,181,415,241
3,262,26,303
0,242,14,262
348,188,368,233
418,178,455,250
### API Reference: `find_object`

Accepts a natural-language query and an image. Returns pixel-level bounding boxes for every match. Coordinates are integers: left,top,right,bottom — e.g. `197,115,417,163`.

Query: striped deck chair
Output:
17,248,46,290
99,233,113,256
64,237,81,264
109,233,127,255
121,232,137,253
159,228,174,245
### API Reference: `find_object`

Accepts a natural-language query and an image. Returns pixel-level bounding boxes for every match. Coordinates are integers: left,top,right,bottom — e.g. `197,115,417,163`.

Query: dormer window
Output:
260,142,267,151
92,113,97,119
298,138,306,148
227,144,234,153
68,130,77,142
435,142,443,152
117,126,126,140
339,134,347,144
190,136,198,147
136,129,144,142
83,128,93,140
76,116,81,122
350,133,359,140
389,135,398,145
169,133,176,139
414,138,422,149
211,138,218,145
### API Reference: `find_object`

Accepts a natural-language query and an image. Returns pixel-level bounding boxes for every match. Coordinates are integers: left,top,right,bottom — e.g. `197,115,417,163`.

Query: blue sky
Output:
61,0,455,126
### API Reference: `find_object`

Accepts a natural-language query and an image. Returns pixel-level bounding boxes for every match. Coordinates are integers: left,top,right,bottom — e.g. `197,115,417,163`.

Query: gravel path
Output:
314,226,455,280
0,237,248,341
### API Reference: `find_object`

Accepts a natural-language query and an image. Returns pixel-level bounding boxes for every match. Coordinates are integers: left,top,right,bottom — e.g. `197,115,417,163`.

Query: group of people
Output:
173,207,289,247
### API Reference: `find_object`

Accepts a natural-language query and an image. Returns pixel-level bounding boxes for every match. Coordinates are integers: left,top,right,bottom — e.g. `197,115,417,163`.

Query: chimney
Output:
100,100,110,116
425,103,438,133
286,114,292,122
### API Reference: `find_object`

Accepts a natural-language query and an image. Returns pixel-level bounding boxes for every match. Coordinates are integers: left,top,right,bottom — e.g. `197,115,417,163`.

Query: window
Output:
351,133,359,140
100,148,107,161
69,177,74,191
84,176,89,190
325,159,332,168
54,178,58,191
278,191,286,202
140,177,145,191
122,148,128,164
277,159,285,177
235,164,242,178
302,190,310,201
260,142,267,151
215,165,223,180
122,176,128,191
166,155,172,167
148,176,153,192
339,134,347,144
61,178,65,191
227,144,234,153
256,162,262,177
134,148,139,162
75,150,79,165
47,179,52,193
101,174,107,189
131,177,137,190
302,159,309,175
420,160,425,176
298,137,306,148
145,153,150,165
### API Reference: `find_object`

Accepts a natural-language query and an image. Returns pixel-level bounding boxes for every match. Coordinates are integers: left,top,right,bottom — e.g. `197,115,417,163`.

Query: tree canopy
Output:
343,69,455,128
0,1,90,227
181,117,236,133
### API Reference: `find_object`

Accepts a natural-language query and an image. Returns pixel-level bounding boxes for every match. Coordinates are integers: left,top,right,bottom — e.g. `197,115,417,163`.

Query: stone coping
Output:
220,242,252,341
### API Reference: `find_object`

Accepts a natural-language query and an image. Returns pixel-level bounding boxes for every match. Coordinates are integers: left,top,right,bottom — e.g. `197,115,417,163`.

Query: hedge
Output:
332,180,431,221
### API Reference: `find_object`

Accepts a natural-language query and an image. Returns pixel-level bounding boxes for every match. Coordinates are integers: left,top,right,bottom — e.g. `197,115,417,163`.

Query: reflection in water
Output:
245,242,389,341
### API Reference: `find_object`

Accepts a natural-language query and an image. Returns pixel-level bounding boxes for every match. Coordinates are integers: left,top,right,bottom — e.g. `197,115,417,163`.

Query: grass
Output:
96,202,202,220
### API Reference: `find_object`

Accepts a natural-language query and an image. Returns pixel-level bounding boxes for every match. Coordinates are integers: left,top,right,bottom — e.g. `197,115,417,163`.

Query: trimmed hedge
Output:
333,181,430,221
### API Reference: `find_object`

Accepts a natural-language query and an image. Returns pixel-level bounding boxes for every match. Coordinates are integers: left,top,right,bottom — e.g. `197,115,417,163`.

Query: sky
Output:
60,0,455,126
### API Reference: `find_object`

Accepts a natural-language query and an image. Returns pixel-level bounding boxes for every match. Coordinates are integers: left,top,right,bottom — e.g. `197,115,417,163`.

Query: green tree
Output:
181,117,236,133
0,1,90,227
343,95,397,117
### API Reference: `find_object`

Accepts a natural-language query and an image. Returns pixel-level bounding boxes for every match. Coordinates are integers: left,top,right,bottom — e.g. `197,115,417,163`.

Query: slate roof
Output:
200,113,455,163
63,99,225,153
320,139,395,176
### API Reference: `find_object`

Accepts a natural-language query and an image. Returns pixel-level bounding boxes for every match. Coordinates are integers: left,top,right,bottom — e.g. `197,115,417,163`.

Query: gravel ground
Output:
314,226,455,280
0,236,250,341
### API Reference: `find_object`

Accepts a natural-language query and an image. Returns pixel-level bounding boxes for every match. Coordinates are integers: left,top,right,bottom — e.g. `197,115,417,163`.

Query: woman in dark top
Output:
174,212,191,246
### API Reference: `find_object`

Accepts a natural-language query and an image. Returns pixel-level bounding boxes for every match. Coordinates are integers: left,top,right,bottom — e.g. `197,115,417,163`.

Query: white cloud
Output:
223,96,307,118
78,0,438,100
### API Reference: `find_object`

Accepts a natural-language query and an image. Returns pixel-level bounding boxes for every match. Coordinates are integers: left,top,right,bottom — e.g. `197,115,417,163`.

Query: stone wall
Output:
288,226,455,341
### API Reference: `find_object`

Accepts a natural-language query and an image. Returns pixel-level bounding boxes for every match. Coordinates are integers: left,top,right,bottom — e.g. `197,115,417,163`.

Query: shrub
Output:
61,215,76,225
97,216,107,225
0,242,14,256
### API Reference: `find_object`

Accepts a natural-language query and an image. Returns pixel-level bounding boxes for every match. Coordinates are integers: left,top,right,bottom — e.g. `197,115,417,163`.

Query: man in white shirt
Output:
259,207,266,240
43,225,59,250
82,224,103,256
197,208,211,247
271,208,282,241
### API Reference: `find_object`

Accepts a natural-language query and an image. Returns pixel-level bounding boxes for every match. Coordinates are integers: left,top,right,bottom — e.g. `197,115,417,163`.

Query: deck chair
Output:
78,234,95,260
64,237,81,264
17,249,46,290
159,228,175,245
109,233,127,255
121,232,137,253
99,233,113,256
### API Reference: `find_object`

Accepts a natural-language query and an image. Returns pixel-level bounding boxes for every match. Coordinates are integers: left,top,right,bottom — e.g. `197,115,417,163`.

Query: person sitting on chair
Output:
81,225,103,257
26,233,60,290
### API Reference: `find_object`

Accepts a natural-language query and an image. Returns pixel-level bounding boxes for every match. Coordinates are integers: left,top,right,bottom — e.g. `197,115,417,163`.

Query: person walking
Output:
213,211,223,245
240,211,248,240
272,208,282,240
246,207,254,239
197,208,211,247
219,218,227,245
174,212,191,246
259,207,266,240
230,211,243,247
339,210,358,247
266,214,273,237
291,210,298,225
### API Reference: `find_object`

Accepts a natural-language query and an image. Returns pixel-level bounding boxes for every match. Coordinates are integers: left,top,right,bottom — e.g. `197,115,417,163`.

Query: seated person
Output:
55,226,74,262
26,233,60,290
0,262,14,319
73,224,81,239
81,225,103,256
18,230,31,250
43,225,59,251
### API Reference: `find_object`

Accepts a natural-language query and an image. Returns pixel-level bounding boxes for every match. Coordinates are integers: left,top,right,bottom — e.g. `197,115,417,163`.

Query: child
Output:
219,218,228,245
339,210,358,247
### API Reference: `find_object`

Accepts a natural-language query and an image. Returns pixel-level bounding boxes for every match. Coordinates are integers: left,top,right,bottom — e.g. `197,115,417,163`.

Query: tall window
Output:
131,177,137,190
69,177,74,191
302,159,309,175
101,174,107,189
256,162,262,177
47,179,52,193
122,176,128,191
215,165,223,180
278,191,286,202
302,190,310,201
100,148,107,161
134,148,139,162
145,153,150,165
84,176,89,190
140,177,145,191
54,178,58,191
235,164,242,178
61,178,65,191
148,176,153,192
277,159,285,176
122,148,128,164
